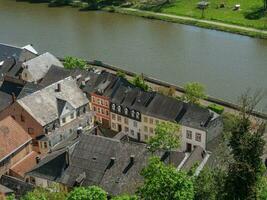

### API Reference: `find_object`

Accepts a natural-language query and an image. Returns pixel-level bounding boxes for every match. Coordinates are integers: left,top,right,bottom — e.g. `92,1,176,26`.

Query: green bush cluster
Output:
208,103,224,114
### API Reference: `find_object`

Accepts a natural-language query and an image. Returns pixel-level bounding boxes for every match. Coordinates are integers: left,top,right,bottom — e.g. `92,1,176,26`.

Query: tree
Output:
63,56,87,70
148,121,181,152
138,156,194,200
131,74,149,91
182,82,206,104
224,90,266,200
67,186,107,200
111,195,138,200
157,86,176,97
194,167,226,200
116,70,126,78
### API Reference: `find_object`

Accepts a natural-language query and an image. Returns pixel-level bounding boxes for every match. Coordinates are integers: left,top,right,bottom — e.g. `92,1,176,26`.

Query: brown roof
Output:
10,151,38,178
0,116,31,161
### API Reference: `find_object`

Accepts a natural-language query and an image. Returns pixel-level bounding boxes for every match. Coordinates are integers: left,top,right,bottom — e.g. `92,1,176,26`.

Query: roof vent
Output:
106,157,116,170
123,155,135,174
74,172,86,186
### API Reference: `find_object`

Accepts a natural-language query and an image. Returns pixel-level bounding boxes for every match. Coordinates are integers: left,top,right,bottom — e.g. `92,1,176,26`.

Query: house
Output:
0,77,93,154
27,129,208,196
21,52,63,83
110,85,154,140
0,116,38,180
0,43,37,63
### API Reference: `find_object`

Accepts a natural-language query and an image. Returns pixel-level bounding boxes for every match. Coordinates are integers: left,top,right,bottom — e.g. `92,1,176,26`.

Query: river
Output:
0,0,266,111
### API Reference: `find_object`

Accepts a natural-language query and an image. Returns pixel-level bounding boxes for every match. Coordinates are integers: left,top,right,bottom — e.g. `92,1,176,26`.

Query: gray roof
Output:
22,52,63,82
0,57,23,79
28,131,185,195
0,43,37,62
17,77,89,126
0,91,12,111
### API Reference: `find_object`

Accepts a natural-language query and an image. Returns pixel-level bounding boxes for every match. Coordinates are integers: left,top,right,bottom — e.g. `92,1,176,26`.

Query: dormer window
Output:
131,110,135,118
136,112,140,119
117,106,121,113
111,104,116,111
124,108,129,115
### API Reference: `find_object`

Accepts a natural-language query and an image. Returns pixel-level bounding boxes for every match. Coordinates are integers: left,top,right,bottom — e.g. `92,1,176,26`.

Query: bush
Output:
208,103,224,114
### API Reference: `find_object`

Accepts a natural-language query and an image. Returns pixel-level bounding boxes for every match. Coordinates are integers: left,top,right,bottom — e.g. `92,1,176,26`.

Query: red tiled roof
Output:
10,151,38,178
0,116,31,161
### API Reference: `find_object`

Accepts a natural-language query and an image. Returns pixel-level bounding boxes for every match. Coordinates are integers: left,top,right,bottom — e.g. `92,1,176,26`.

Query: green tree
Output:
131,74,149,91
111,194,138,200
148,121,180,152
67,186,107,200
182,82,206,104
21,186,67,200
138,156,194,200
194,167,226,200
116,70,126,78
224,91,266,200
63,56,87,70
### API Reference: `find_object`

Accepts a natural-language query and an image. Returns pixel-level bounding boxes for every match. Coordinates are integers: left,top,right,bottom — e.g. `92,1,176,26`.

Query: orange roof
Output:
0,116,31,161
10,151,39,178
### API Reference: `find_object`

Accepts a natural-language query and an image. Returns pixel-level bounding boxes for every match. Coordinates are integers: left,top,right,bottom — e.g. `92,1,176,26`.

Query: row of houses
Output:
0,43,223,198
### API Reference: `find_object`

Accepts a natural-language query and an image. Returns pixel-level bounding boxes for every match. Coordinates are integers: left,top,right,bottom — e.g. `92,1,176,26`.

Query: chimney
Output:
11,92,16,103
130,155,135,164
57,83,61,92
35,156,40,164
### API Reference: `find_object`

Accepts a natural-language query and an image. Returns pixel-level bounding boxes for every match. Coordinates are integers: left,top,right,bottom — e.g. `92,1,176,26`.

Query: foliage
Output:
182,82,206,104
224,90,266,200
116,70,126,78
63,56,87,70
131,74,149,91
67,186,107,200
138,156,194,200
148,121,180,152
158,86,176,97
21,186,67,200
207,103,224,114
6,194,15,200
111,194,138,200
194,167,226,200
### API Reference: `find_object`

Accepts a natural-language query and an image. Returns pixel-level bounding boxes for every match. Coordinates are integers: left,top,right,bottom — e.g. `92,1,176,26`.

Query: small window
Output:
97,108,100,113
101,100,104,105
149,127,154,134
144,134,148,140
195,133,202,142
149,118,153,124
62,118,66,123
144,126,148,132
133,121,138,127
71,113,74,119
117,106,121,113
112,123,116,129
106,110,109,115
124,108,129,115
125,127,129,132
155,120,159,125
117,115,121,122
83,107,86,113
186,130,192,139
44,142,47,148
97,99,100,104
130,130,134,136
112,114,116,120
93,106,96,112
92,96,95,103
144,117,148,123
111,104,116,111
101,108,105,114
124,117,129,125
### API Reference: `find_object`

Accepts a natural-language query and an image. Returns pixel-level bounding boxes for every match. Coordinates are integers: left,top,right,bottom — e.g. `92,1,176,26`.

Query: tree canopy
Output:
63,56,87,70
138,156,194,200
182,82,206,104
148,121,181,152
131,74,149,91
67,186,107,200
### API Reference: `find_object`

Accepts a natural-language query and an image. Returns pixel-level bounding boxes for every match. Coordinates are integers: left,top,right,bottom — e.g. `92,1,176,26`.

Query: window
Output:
155,120,159,125
144,134,148,140
144,126,148,132
112,123,116,129
92,96,95,103
106,110,109,115
28,128,34,134
93,106,96,112
131,110,135,118
124,117,129,125
112,114,116,120
133,121,138,127
101,108,104,114
105,101,108,106
124,108,129,115
125,127,129,132
186,130,192,139
62,117,66,123
71,113,74,119
117,106,121,113
97,108,100,113
77,110,80,117
97,99,100,105
111,104,116,111
149,118,153,124
130,130,134,136
117,116,121,122
144,117,148,123
101,99,104,105
21,115,25,122
149,128,154,134
44,142,47,149
195,133,202,142
83,107,86,113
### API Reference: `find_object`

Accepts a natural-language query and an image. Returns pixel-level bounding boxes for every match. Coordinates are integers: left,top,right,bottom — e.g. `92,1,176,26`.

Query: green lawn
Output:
160,0,267,30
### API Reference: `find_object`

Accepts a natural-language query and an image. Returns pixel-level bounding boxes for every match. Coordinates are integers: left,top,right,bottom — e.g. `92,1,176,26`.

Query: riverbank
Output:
104,7,267,39
81,59,267,120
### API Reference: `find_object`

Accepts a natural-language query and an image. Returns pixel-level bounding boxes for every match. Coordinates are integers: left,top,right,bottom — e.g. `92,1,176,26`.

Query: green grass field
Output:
160,0,267,30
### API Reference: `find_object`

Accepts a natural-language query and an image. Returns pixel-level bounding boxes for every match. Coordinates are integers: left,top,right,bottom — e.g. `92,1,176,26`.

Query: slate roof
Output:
0,43,37,62
27,130,186,196
0,116,32,162
0,57,23,79
0,80,24,97
22,52,63,82
0,91,12,112
17,77,89,126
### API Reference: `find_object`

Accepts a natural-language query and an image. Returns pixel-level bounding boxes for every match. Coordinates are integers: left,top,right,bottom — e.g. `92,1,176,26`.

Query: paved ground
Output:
121,8,267,35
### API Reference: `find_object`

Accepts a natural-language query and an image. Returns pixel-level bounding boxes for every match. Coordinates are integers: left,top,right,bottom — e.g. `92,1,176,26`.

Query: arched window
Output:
131,110,135,118
111,104,116,111
136,112,140,119
117,106,121,113
124,108,129,115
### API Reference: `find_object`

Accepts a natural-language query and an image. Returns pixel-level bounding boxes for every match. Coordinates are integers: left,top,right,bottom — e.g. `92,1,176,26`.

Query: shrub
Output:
208,103,224,114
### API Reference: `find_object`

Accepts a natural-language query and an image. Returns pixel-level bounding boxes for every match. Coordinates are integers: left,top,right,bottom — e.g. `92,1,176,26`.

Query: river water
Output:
0,0,266,111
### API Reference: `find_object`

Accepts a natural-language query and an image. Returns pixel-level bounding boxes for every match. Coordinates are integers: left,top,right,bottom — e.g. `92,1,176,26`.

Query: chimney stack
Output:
57,83,61,92
130,155,135,164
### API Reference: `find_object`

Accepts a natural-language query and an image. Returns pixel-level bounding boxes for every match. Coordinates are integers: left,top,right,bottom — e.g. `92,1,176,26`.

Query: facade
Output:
0,77,93,154
0,116,37,179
